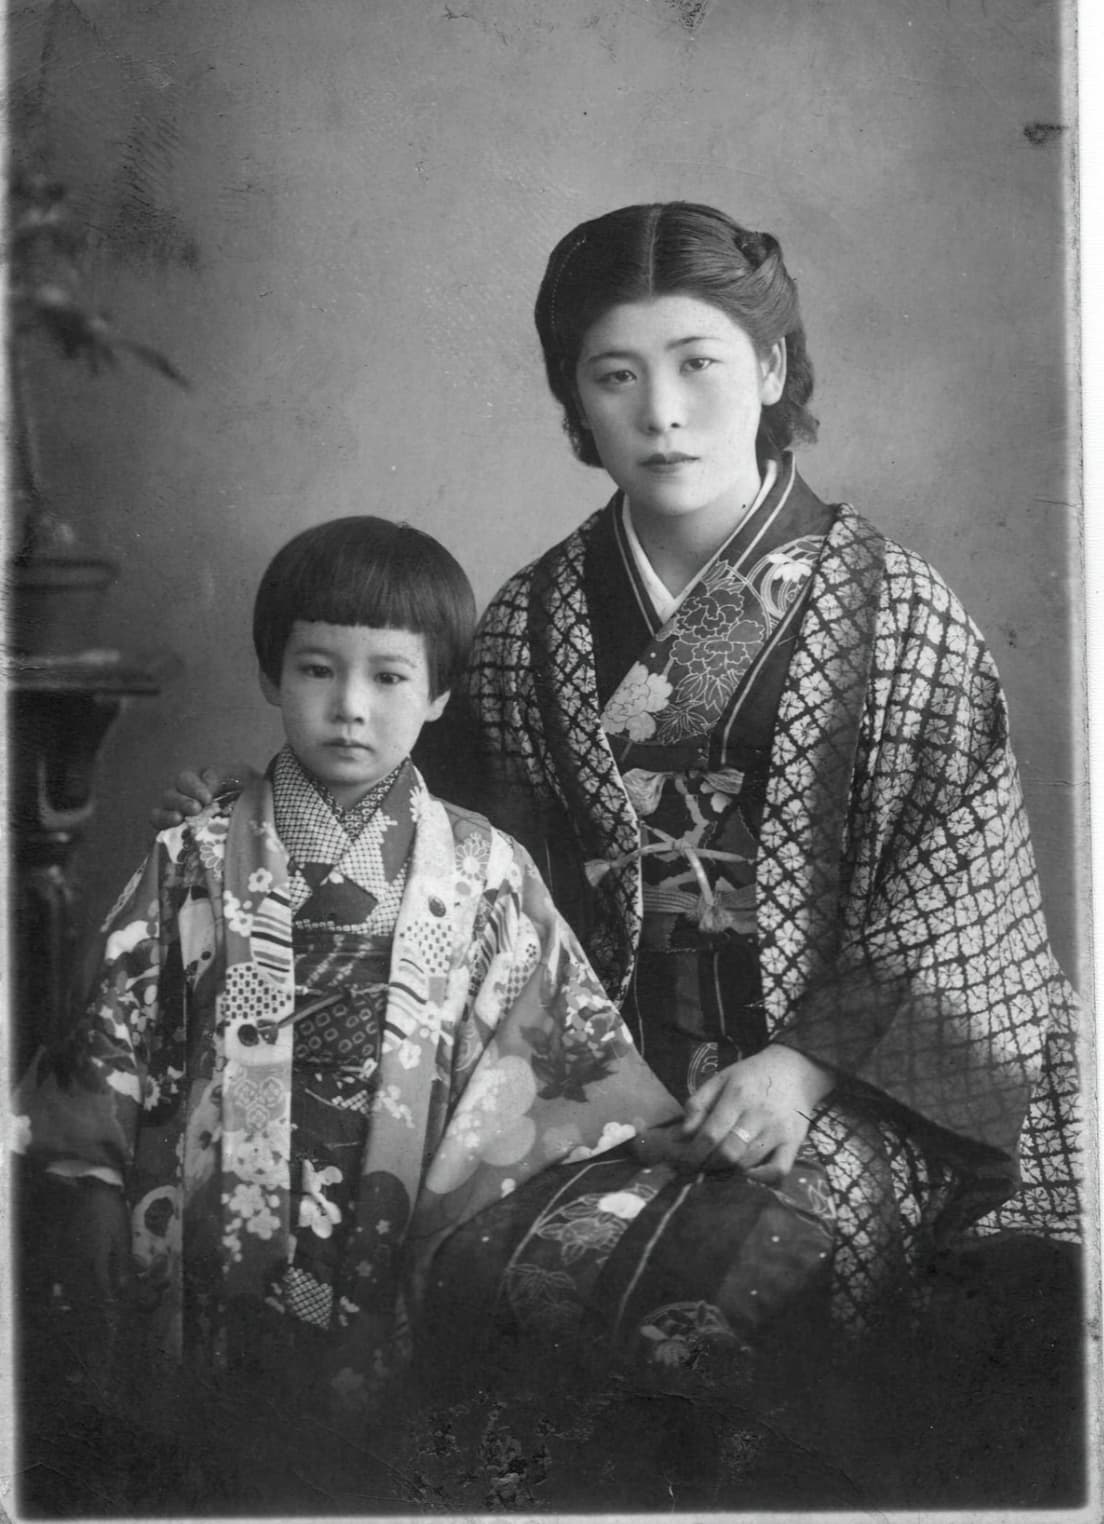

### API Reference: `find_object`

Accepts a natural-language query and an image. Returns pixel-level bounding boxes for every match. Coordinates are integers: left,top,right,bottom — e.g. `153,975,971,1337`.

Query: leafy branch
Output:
8,171,189,562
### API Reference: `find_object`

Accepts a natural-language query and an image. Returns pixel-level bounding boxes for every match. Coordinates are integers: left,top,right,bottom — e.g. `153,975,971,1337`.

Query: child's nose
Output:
333,678,370,721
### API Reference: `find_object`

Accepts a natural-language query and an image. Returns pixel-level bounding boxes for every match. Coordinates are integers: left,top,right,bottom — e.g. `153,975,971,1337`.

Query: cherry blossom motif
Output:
223,891,254,938
225,1180,280,1241
601,663,673,741
229,1131,287,1190
247,868,274,894
299,1159,344,1239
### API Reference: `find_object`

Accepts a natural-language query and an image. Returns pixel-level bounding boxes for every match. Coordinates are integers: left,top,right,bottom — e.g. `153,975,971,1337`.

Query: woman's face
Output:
574,294,784,536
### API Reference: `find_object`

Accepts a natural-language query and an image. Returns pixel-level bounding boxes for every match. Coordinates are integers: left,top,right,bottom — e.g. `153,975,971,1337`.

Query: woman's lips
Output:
641,453,698,472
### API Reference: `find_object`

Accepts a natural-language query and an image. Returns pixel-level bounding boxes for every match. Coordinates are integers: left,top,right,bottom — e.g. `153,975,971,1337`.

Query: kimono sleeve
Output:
12,839,187,1181
415,830,681,1234
775,568,1071,1183
458,572,558,857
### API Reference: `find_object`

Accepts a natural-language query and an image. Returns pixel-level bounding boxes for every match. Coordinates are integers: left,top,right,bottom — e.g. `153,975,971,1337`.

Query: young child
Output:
14,515,681,1459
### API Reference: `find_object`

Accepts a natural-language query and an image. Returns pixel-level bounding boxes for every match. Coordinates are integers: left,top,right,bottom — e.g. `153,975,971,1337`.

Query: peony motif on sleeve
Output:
601,664,673,741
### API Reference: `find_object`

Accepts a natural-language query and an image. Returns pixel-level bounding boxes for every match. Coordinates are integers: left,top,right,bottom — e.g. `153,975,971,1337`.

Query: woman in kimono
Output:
418,202,1083,1374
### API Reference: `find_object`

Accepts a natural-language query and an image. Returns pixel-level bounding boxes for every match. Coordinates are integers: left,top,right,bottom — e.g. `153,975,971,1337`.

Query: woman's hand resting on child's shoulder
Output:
151,762,258,829
631,1044,835,1185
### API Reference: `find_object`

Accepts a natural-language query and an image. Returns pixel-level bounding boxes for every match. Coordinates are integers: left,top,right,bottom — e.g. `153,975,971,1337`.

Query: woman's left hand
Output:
679,1045,836,1183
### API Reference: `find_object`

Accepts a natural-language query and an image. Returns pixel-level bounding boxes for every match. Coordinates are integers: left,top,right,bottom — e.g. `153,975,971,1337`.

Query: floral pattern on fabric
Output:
462,454,1084,1325
15,762,681,1417
425,1148,836,1393
600,536,821,748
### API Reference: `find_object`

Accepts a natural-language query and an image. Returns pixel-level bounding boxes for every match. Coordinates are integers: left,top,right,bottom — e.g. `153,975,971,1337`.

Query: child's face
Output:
260,622,448,807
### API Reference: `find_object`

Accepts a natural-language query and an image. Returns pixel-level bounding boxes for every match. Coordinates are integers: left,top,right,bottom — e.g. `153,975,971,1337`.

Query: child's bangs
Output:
292,550,433,636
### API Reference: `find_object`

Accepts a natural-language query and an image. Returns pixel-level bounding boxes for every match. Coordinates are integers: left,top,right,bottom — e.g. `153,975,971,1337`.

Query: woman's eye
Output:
597,368,635,387
376,672,406,687
683,356,715,373
299,663,332,679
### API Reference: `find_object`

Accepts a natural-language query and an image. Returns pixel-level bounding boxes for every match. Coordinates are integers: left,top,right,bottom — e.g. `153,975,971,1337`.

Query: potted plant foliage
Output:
7,170,188,655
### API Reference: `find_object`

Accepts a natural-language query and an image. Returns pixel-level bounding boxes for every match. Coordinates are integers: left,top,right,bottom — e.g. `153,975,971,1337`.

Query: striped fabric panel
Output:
250,887,294,982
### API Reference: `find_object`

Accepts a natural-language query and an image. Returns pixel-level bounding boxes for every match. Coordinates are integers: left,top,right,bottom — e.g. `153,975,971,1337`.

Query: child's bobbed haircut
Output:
253,516,476,696
534,201,818,466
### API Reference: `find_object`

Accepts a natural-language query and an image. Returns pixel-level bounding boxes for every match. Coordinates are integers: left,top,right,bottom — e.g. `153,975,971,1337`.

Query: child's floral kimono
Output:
15,753,680,1410
16,749,842,1425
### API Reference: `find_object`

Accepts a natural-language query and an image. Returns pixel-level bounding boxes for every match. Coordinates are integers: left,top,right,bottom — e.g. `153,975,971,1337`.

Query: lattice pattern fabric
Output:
462,470,1084,1272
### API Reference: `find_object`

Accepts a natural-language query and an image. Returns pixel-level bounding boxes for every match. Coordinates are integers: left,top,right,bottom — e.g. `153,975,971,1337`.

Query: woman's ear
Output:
426,689,450,723
759,340,786,406
259,668,281,707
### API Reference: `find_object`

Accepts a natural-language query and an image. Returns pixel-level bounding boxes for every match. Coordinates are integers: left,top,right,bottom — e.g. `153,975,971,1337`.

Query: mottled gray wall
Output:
10,0,1084,979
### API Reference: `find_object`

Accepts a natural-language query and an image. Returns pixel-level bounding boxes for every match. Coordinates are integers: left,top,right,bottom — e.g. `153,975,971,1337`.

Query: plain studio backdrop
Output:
9,3,1085,1001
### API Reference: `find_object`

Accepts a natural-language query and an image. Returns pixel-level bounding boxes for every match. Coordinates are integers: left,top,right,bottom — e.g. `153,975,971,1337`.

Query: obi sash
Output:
590,456,832,943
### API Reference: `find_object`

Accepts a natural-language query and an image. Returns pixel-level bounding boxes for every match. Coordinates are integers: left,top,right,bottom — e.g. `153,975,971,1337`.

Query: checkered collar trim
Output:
271,746,405,872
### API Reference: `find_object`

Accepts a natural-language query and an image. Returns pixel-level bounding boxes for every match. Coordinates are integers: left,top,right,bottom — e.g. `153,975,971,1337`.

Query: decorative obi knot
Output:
585,824,748,935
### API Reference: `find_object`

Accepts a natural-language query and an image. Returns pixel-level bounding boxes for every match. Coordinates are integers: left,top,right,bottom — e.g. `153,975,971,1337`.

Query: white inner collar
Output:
621,458,779,623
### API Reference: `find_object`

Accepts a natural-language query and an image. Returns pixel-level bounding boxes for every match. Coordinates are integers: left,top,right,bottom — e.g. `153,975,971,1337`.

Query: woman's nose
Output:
639,373,685,433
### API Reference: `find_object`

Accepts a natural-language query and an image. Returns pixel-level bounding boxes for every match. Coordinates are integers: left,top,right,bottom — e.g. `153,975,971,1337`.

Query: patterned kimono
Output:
14,750,695,1423
438,453,1083,1352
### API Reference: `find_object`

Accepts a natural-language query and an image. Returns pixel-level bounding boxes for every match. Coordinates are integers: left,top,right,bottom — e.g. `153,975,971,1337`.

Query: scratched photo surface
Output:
6,1,1095,1520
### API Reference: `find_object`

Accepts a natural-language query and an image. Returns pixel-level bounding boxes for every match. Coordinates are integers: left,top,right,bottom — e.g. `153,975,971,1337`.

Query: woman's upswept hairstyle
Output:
534,201,817,466
253,516,476,697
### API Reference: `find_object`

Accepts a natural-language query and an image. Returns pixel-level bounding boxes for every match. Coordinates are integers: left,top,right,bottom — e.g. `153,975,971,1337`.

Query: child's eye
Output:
375,672,406,687
300,662,332,679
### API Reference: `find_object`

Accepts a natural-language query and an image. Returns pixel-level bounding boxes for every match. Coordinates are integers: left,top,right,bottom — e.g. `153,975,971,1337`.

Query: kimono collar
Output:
621,456,781,623
271,747,416,919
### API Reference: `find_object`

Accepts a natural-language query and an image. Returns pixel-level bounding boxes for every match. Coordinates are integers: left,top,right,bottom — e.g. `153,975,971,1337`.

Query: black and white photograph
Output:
5,1,1099,1518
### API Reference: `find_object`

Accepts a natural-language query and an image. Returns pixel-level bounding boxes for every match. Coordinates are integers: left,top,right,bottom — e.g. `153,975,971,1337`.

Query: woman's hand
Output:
151,762,256,829
677,1045,835,1184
